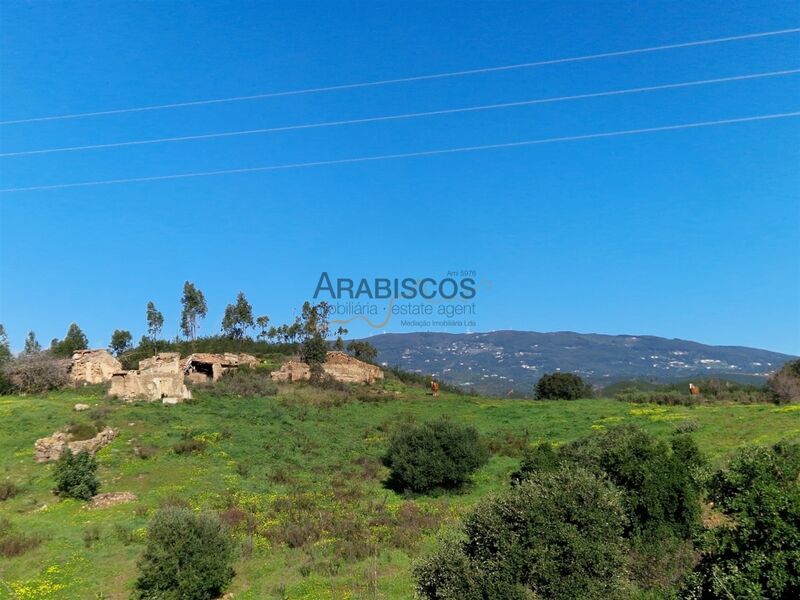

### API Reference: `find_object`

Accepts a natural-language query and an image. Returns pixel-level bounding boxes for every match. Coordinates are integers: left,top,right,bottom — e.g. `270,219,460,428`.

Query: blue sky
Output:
0,1,798,354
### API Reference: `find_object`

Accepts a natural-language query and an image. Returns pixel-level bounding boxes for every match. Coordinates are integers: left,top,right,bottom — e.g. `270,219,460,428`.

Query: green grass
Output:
0,381,798,599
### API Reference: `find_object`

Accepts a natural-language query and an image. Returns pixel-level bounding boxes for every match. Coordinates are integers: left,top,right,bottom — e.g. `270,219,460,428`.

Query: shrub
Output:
515,425,704,541
767,359,800,403
558,425,704,540
134,506,235,600
510,441,559,484
0,518,43,558
685,440,800,598
83,524,101,548
534,372,593,400
0,481,20,501
415,465,628,599
2,352,69,394
197,367,277,398
53,448,99,500
300,334,327,365
383,420,488,493
173,437,207,455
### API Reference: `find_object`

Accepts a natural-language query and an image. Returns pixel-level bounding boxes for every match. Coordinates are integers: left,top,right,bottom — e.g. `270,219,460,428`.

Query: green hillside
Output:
1,379,798,599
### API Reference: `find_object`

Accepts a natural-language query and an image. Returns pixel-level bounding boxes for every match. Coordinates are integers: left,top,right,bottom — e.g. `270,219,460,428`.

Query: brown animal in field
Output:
431,381,440,396
689,383,700,396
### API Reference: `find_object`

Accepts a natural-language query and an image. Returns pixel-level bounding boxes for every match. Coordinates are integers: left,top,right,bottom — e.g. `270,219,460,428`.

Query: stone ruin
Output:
109,352,192,402
270,359,311,383
35,427,118,463
183,352,260,384
270,351,383,384
69,349,122,384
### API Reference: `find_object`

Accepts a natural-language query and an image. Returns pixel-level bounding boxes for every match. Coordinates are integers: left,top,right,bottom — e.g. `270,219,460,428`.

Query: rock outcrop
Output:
69,349,122,384
270,351,383,384
87,491,137,509
109,353,191,402
34,427,118,463
183,352,260,384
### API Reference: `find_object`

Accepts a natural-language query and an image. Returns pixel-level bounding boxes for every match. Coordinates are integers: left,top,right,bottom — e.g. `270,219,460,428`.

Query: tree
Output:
0,324,11,363
146,301,164,355
255,315,270,341
300,334,327,365
50,323,89,357
180,282,207,340
534,372,593,400
767,358,800,403
109,329,133,356
333,326,348,351
298,301,332,364
221,292,254,339
135,506,235,600
686,440,800,599
23,331,41,355
415,465,628,600
346,340,378,363
2,352,69,393
383,420,489,493
53,449,99,500
553,425,704,540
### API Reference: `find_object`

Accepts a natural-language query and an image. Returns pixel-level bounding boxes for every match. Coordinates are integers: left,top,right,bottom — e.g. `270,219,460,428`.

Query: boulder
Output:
74,403,90,411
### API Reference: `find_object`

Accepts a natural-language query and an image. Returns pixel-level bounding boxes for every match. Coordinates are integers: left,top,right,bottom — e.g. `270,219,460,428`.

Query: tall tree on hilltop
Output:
146,301,164,355
255,315,270,341
109,329,133,356
50,323,89,357
23,331,41,355
180,282,207,341
0,324,11,363
221,292,254,340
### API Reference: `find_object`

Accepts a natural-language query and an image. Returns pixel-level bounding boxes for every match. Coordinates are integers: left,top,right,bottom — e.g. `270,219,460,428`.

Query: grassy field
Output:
1,379,799,599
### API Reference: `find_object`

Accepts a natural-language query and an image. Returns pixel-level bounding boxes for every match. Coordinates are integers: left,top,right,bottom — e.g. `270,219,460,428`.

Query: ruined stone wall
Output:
109,352,191,402
69,349,122,384
270,352,383,384
34,427,118,463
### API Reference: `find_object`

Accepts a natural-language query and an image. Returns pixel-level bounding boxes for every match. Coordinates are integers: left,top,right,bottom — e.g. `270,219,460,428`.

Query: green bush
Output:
415,465,628,599
685,440,800,599
515,425,704,541
560,425,704,540
0,481,19,501
534,372,593,400
134,506,235,600
383,420,489,493
53,449,99,500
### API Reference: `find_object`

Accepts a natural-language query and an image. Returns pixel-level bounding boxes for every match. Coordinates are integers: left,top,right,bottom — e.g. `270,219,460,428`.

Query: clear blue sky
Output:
1,1,798,354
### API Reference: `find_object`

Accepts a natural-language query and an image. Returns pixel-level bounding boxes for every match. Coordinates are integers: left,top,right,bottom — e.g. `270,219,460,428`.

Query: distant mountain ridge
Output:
365,330,796,396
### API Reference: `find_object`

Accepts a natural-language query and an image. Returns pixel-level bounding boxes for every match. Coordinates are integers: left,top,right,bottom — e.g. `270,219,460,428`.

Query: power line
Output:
3,68,797,157
1,28,798,126
1,111,797,193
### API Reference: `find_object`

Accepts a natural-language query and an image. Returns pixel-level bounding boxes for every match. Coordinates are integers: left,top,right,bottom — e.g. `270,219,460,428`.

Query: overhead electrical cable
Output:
2,68,797,157
1,111,797,193
0,27,797,125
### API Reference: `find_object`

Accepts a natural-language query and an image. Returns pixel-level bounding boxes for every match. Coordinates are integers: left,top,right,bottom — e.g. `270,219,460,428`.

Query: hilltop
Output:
365,330,796,395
